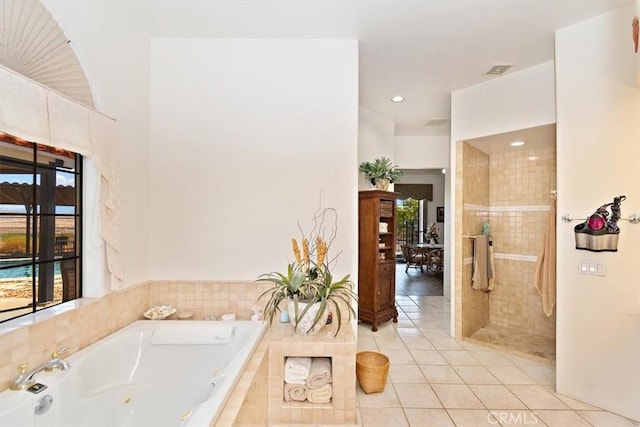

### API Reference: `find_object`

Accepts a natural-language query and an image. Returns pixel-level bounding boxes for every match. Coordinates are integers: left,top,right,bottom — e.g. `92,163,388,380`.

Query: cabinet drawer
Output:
379,261,394,277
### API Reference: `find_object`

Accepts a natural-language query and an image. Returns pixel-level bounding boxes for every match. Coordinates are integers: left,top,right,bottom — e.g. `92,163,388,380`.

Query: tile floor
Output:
356,295,638,427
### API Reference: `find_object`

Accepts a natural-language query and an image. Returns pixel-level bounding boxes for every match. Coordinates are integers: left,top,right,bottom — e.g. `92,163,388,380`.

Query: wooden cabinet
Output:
358,190,399,331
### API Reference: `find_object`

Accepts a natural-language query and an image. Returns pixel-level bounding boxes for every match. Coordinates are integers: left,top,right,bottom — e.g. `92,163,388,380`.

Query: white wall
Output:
395,136,450,170
555,3,640,420
450,61,556,329
149,38,359,282
358,107,395,190
42,1,151,288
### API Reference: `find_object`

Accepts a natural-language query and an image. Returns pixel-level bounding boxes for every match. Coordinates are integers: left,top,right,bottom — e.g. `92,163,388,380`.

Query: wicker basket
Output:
356,351,390,394
379,201,394,218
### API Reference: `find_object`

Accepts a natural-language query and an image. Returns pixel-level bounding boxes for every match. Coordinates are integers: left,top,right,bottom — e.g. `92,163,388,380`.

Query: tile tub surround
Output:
0,282,151,391
0,280,272,392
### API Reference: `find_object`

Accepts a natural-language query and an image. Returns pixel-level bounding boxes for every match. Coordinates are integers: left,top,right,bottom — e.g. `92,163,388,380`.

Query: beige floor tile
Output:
507,385,569,409
535,410,592,426
382,348,415,364
419,328,451,338
358,337,378,351
520,365,556,386
420,365,465,384
431,384,484,409
453,366,500,384
471,350,515,367
412,319,443,329
359,407,409,427
389,364,427,384
396,327,423,338
485,410,545,426
440,350,480,366
375,337,409,350
357,382,401,408
577,410,639,426
405,312,427,320
504,353,549,367
468,384,527,409
446,409,501,426
394,383,443,408
410,349,448,365
429,337,465,351
549,390,602,410
402,336,435,350
404,409,455,427
487,366,537,384
395,319,417,328
399,305,424,313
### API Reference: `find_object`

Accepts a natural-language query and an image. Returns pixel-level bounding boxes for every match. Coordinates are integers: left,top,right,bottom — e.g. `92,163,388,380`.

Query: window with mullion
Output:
0,134,82,322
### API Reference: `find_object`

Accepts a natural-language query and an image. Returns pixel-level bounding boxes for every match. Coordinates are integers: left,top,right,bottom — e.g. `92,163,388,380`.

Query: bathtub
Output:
0,320,267,427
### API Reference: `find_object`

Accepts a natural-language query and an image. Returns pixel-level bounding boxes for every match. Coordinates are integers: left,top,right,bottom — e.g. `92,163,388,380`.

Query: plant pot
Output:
288,298,329,336
374,178,390,191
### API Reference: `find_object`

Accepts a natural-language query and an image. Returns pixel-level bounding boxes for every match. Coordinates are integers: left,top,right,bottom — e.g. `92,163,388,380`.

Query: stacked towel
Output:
284,383,308,402
284,357,312,384
307,383,332,403
306,357,332,389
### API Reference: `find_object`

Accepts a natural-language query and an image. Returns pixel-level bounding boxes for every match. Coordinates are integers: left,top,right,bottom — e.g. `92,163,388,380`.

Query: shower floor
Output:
468,323,556,364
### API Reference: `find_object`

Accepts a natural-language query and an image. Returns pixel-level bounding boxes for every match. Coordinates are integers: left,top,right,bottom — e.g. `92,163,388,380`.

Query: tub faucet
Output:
10,347,71,391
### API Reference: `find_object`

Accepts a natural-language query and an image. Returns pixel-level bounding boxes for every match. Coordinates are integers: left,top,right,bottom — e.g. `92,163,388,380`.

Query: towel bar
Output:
561,213,640,224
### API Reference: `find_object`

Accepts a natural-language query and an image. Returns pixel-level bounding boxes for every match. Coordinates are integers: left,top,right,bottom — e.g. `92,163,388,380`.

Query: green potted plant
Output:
359,157,403,190
257,208,357,336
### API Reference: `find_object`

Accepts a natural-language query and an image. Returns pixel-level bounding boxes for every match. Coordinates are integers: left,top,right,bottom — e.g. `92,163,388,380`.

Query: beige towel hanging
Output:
533,200,556,317
472,235,489,290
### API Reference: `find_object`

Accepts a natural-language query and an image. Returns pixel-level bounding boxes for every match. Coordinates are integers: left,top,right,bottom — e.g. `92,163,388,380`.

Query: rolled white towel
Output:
283,382,308,402
284,357,312,385
306,357,332,389
307,383,332,403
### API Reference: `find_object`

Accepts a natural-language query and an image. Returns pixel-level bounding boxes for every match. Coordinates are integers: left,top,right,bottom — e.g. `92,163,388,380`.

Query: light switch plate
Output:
578,259,606,276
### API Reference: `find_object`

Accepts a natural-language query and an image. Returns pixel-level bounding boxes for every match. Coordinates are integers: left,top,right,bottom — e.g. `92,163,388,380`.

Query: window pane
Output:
55,217,76,255
0,266,34,322
1,215,34,258
55,170,77,215
34,260,61,306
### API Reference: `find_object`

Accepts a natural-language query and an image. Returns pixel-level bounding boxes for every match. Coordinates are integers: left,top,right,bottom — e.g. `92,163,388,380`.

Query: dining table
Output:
413,243,445,273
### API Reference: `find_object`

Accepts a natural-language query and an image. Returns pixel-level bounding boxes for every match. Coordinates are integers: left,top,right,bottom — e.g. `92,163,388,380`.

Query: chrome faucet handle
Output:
45,347,70,372
10,363,34,390
50,347,68,359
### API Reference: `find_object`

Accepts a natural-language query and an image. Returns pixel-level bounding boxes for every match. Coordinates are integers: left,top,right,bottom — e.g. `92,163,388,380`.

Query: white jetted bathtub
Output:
0,320,267,427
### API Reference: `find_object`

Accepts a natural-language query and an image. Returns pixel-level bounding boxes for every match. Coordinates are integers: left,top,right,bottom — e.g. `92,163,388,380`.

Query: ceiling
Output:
466,123,556,155
119,0,629,137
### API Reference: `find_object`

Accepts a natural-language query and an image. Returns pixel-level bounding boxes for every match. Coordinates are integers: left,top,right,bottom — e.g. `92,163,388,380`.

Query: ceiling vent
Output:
486,64,512,75
424,118,450,127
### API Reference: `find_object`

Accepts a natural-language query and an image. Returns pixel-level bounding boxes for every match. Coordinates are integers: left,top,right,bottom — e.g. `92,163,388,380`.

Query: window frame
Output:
0,135,82,322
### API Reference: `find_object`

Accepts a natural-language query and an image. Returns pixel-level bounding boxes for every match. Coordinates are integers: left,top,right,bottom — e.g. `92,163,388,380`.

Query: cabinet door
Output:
376,275,394,310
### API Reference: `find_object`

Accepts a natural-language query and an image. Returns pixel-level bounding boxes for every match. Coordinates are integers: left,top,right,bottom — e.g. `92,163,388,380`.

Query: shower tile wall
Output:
460,143,490,338
489,146,556,339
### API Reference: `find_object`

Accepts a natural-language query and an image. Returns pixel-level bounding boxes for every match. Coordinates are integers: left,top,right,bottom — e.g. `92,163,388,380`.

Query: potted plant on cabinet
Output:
359,157,403,191
257,208,357,336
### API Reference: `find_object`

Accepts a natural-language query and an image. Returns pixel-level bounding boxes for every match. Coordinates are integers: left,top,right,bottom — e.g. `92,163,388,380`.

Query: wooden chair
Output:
401,244,425,273
426,248,444,275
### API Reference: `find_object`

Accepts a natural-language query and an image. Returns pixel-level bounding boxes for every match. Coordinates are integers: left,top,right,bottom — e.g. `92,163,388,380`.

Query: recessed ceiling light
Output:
510,141,525,147
391,95,404,103
441,168,446,174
